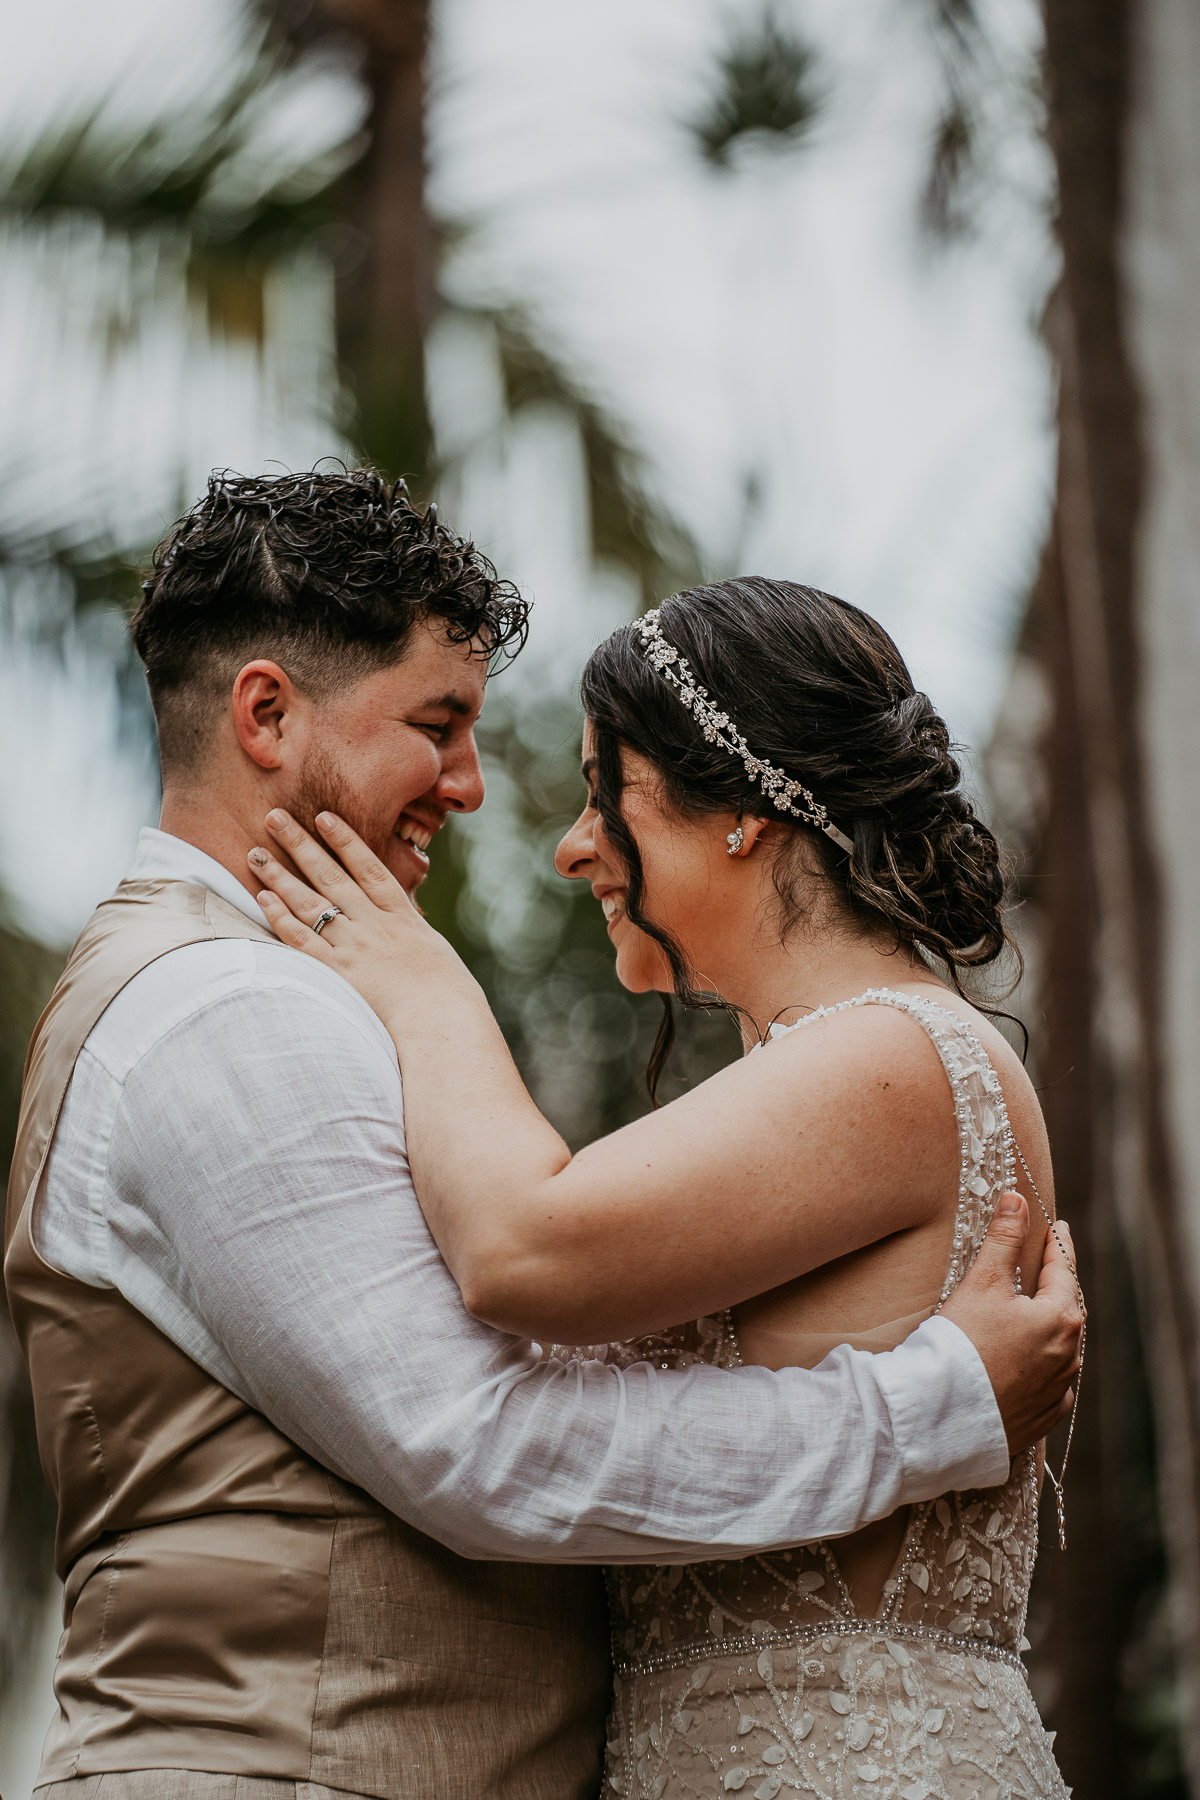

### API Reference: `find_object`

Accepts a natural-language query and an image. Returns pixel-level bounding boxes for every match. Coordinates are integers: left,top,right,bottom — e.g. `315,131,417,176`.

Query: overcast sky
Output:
0,0,1055,944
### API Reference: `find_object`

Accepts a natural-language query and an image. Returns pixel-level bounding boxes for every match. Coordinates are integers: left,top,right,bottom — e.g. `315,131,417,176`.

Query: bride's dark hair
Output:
579,577,1014,1100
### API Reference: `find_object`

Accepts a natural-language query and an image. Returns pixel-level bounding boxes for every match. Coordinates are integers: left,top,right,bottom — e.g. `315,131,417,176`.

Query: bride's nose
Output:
554,806,595,880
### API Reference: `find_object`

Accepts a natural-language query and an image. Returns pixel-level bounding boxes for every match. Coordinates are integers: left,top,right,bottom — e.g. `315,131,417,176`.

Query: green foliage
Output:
922,93,977,239
0,6,360,1725
0,96,355,354
916,0,1034,245
920,0,984,240
0,1,354,217
686,5,824,170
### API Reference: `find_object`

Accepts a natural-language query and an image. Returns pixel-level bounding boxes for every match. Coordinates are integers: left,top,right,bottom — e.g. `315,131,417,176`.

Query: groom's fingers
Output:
1036,1219,1084,1308
265,810,366,915
942,1195,1084,1454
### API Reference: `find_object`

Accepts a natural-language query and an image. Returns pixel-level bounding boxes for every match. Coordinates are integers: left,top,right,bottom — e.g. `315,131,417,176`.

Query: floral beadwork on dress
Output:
591,989,1069,1800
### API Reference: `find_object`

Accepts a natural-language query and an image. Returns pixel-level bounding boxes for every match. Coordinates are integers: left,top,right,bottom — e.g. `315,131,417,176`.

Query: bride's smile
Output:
595,887,626,930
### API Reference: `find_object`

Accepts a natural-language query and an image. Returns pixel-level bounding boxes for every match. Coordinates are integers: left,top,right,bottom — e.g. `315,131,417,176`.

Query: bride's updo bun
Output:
580,578,1011,1090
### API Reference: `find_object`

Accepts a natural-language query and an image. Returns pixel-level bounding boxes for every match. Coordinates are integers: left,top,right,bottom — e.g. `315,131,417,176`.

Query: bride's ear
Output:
727,815,771,858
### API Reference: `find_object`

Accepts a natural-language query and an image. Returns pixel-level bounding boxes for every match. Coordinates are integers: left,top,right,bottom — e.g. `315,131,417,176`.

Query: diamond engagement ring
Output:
311,907,342,937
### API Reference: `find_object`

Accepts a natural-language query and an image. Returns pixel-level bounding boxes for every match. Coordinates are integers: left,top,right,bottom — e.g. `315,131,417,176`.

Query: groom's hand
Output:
942,1193,1084,1455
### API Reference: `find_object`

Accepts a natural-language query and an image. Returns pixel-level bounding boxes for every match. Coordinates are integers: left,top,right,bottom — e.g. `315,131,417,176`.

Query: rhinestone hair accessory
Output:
636,608,855,855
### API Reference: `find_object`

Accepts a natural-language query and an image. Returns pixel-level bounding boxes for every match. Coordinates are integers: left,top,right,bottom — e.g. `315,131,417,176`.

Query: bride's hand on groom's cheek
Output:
247,811,458,1009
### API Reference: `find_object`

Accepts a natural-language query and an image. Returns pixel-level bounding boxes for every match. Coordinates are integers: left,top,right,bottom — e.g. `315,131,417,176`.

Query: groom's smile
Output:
392,805,445,884
395,811,438,876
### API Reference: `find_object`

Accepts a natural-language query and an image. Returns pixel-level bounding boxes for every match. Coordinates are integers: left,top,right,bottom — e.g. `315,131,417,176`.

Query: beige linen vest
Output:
4,877,610,1800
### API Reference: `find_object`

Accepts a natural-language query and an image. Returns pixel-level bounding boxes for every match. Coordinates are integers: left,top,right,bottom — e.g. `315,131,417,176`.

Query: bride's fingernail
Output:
317,812,337,830
266,810,290,830
248,847,268,867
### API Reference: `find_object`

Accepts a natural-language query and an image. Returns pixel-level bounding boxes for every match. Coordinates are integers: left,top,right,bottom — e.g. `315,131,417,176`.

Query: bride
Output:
250,577,1074,1800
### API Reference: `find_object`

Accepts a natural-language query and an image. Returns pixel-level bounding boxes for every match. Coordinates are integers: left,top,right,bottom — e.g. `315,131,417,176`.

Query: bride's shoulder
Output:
896,983,1035,1097
753,981,1041,1145
736,995,970,1212
882,982,1054,1207
761,982,972,1071
752,987,972,1125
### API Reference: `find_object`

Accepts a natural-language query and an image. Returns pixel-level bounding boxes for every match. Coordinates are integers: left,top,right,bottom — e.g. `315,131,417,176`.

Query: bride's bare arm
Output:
251,810,977,1343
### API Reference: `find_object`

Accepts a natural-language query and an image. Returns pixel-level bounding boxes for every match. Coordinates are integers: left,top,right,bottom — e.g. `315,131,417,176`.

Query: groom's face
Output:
285,622,488,894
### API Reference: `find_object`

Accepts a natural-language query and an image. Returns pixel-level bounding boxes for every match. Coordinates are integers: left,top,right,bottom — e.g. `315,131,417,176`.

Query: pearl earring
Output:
726,826,745,856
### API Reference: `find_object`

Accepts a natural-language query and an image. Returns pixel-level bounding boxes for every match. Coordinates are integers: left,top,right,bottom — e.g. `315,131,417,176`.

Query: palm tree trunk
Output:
1040,0,1200,1785
324,0,436,482
1122,0,1200,1784
1024,514,1122,1793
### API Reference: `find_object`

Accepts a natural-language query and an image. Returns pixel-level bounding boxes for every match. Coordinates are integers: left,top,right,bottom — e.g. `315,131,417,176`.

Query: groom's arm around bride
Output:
6,469,1082,1800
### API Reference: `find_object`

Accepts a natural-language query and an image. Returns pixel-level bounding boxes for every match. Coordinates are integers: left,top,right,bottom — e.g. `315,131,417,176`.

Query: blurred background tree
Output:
982,0,1200,1792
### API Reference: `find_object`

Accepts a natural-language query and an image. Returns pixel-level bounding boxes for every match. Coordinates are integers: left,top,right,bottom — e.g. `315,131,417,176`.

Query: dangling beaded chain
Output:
1012,1138,1085,1551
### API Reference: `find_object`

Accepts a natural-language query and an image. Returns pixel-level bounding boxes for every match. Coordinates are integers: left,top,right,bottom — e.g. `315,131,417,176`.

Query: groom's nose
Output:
437,731,486,813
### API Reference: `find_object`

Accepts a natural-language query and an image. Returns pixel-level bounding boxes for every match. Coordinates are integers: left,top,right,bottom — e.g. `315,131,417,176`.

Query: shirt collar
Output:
127,827,269,928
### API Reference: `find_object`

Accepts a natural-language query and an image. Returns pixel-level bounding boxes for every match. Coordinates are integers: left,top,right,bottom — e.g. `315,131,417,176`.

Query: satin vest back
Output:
4,877,610,1799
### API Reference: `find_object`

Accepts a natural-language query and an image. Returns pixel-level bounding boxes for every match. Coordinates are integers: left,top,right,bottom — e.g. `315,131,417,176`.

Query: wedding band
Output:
311,907,342,937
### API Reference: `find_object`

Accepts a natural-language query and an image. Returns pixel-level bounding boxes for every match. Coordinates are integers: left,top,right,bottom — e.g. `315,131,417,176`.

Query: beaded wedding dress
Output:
592,989,1069,1800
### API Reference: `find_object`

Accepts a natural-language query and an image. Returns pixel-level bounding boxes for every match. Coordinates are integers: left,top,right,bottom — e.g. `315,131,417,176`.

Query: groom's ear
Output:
231,660,304,770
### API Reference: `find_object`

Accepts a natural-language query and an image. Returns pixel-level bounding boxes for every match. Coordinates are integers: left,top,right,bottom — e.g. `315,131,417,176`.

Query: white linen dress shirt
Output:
35,827,1009,1564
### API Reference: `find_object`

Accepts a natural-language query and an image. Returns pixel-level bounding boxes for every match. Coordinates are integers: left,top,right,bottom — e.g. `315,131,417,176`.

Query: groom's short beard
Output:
287,746,394,868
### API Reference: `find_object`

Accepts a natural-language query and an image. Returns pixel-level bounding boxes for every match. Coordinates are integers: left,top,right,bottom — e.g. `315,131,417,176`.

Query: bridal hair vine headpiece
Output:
636,609,855,855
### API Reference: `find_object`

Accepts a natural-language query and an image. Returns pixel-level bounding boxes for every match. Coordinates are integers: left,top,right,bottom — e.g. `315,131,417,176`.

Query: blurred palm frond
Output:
489,308,701,608
0,115,358,351
923,93,977,239
919,0,989,240
0,0,370,358
0,509,142,606
686,6,824,170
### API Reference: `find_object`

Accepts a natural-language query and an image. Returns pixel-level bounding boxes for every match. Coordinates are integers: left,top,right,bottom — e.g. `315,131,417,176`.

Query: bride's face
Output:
554,721,739,994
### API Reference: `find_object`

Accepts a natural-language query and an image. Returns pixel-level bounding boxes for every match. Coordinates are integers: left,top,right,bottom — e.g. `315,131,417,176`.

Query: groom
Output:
7,469,1081,1800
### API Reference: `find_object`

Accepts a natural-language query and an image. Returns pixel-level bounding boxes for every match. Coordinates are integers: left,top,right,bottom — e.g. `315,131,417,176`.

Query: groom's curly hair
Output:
132,467,528,773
